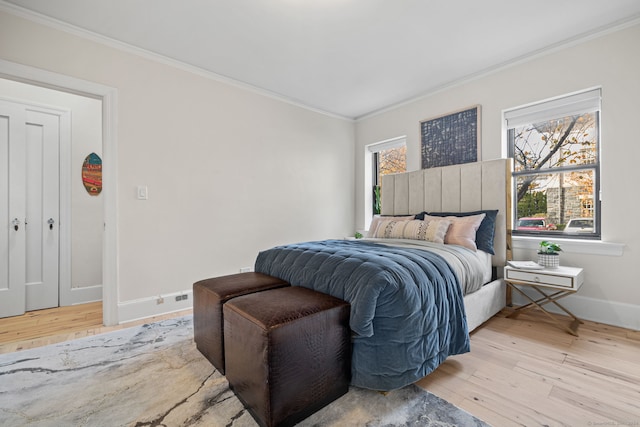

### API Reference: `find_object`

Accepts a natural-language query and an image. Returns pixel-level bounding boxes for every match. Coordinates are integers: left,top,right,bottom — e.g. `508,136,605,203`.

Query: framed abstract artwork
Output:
420,105,481,169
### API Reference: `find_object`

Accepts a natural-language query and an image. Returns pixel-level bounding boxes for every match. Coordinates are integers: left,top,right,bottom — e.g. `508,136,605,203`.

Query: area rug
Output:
0,315,489,427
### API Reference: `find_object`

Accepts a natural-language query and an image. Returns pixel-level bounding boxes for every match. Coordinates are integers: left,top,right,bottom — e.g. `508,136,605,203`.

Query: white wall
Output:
356,23,640,330
0,78,103,291
0,10,355,321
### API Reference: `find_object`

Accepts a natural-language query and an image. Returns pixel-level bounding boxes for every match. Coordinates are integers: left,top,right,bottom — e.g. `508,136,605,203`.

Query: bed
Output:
254,158,513,391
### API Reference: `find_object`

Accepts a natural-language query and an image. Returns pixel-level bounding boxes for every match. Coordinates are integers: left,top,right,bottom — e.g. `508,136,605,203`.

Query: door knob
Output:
12,218,20,231
48,218,55,230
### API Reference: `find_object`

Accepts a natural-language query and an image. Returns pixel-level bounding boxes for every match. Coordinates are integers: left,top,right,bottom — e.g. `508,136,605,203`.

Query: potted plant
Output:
373,185,381,215
538,240,562,268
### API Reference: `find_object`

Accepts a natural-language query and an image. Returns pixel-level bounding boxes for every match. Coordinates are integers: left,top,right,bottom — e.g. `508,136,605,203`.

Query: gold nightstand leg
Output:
530,286,584,324
568,318,582,335
505,282,583,336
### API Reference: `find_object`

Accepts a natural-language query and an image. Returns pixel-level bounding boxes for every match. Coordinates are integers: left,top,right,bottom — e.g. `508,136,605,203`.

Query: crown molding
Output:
3,1,638,123
356,14,640,121
0,1,354,122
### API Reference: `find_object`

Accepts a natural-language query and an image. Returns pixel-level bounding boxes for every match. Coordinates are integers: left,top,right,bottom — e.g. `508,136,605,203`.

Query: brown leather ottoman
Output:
193,272,289,373
224,286,351,427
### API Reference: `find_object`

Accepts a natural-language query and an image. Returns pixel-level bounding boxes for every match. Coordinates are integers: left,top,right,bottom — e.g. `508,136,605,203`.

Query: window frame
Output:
364,136,407,224
505,88,602,240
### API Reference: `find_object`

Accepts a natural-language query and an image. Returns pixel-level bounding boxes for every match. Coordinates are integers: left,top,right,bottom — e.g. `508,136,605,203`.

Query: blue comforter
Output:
254,239,470,391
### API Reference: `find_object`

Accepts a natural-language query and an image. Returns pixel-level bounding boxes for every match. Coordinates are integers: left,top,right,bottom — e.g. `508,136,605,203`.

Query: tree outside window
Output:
373,145,406,214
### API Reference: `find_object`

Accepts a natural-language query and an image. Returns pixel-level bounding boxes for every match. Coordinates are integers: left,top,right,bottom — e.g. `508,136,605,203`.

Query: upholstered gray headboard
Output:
380,158,513,266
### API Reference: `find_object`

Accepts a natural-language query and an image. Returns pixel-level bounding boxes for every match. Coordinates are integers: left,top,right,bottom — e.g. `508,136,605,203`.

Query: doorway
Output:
0,78,104,319
0,59,119,326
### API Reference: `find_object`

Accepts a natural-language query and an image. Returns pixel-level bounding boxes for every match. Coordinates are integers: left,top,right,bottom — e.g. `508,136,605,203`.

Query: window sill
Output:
512,235,625,256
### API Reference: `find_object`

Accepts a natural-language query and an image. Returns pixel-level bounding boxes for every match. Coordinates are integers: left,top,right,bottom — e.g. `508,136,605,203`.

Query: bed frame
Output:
380,158,513,331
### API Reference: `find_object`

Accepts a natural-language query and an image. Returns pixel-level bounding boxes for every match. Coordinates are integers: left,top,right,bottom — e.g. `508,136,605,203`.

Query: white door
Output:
0,101,60,318
24,110,60,311
0,103,27,317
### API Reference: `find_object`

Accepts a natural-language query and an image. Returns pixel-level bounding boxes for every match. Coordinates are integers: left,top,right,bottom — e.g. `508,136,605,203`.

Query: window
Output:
505,88,601,238
367,137,406,215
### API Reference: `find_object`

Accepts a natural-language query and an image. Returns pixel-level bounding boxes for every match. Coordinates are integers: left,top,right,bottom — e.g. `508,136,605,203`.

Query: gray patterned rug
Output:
0,315,489,426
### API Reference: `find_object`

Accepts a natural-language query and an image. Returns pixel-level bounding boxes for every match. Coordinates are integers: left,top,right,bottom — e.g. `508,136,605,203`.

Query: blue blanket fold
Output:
254,239,470,391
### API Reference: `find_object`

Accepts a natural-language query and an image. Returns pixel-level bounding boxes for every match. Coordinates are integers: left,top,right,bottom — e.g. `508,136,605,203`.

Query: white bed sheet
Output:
363,238,492,295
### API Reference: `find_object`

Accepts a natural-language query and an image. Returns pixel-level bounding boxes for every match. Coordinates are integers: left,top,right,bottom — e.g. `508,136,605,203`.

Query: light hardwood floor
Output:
1,303,638,426
417,309,640,426
0,302,192,353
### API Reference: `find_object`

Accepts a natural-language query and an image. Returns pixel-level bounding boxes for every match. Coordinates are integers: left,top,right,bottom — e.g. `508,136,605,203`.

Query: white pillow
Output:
421,213,486,250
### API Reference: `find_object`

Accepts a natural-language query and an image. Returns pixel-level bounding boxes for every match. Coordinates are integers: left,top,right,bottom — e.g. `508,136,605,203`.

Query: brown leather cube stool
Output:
224,286,351,427
193,272,289,373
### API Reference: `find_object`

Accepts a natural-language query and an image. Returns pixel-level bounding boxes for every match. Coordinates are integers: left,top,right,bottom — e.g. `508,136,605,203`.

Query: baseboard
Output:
117,290,193,324
115,287,638,331
61,285,102,306
512,289,640,331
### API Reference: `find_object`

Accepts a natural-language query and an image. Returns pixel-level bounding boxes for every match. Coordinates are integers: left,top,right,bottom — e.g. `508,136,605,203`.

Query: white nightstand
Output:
504,265,584,336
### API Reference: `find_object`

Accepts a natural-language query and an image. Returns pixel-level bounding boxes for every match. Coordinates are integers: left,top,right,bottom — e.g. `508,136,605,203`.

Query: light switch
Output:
137,185,148,200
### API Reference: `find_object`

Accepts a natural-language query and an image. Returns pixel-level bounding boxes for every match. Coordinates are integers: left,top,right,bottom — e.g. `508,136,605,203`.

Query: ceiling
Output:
4,0,640,119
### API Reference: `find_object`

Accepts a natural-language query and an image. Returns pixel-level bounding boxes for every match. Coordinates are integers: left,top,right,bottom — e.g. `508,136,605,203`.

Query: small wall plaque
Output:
82,152,102,196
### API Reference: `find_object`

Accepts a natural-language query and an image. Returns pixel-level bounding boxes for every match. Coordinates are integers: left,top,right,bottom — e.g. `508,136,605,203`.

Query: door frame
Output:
0,59,119,326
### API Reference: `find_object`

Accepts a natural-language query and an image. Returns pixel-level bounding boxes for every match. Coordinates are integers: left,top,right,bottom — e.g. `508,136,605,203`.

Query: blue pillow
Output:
415,210,498,255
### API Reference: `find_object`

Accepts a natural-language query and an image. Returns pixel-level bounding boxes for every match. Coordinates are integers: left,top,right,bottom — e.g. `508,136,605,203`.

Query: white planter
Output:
538,253,560,268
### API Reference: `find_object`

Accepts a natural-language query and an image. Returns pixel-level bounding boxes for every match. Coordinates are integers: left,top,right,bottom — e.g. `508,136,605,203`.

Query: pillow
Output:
420,213,486,251
366,215,414,238
373,218,451,244
416,210,498,254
